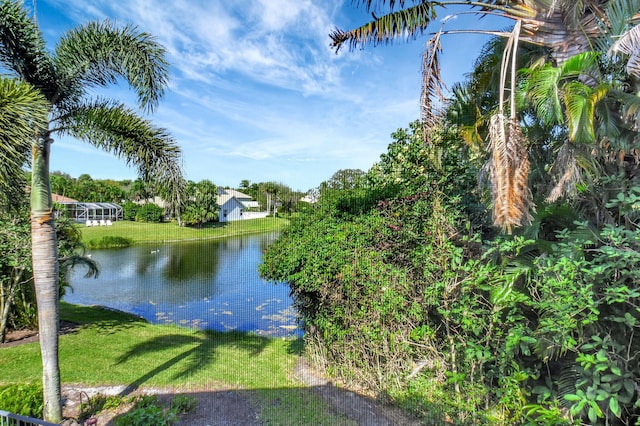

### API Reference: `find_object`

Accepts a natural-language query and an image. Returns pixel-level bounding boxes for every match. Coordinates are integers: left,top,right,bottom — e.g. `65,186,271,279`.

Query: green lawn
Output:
0,303,352,425
81,217,289,245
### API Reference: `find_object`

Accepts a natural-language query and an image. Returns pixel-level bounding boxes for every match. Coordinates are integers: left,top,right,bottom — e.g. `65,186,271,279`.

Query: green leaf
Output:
531,385,551,396
624,312,636,326
601,374,619,382
609,397,621,418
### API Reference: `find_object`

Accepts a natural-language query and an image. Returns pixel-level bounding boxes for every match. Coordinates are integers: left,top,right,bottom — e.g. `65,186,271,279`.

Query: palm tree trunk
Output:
30,134,62,423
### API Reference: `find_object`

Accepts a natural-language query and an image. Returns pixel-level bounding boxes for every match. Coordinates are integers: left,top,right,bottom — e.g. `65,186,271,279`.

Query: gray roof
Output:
217,189,257,207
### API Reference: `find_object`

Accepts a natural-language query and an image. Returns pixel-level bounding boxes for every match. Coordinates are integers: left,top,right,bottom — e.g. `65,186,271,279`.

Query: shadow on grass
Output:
69,382,420,426
115,330,271,396
60,302,145,335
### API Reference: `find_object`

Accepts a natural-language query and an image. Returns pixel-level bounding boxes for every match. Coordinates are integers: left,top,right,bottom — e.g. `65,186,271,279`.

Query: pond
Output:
64,233,301,337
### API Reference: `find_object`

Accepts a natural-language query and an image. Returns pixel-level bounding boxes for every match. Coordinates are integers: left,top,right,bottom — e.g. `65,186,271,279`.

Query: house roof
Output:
218,188,252,199
216,194,235,206
52,193,79,203
216,188,258,208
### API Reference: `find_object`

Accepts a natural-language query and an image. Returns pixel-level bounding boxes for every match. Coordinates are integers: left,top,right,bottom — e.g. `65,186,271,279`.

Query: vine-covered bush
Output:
261,121,640,425
261,122,493,423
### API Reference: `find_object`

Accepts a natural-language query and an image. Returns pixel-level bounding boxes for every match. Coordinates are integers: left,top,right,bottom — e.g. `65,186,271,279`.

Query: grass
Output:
81,217,290,246
0,303,352,424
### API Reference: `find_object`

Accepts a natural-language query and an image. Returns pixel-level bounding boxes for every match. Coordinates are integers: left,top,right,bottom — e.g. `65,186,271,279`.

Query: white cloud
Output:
42,0,439,190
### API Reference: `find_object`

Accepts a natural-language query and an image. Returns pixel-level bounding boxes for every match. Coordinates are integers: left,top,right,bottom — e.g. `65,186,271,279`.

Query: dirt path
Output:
58,359,420,426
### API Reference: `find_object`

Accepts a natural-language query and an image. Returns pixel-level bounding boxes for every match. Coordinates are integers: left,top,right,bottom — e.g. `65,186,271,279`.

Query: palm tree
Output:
0,1,185,421
331,0,640,231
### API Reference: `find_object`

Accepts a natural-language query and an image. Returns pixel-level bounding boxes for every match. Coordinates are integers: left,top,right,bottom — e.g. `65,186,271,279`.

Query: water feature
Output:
64,233,300,337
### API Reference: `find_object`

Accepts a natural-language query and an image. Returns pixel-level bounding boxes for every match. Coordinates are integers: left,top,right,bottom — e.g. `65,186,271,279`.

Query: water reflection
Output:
65,233,300,337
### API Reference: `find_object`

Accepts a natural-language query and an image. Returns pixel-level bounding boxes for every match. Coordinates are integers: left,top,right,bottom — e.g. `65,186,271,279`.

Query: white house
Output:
217,189,267,222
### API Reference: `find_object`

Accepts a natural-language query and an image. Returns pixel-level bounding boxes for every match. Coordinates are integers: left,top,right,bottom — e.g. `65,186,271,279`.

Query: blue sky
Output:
32,0,509,192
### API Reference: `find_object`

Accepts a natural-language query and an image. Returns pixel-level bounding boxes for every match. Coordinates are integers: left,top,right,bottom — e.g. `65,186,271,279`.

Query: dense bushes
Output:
0,213,95,341
261,122,640,425
0,383,43,418
122,201,139,221
135,203,164,223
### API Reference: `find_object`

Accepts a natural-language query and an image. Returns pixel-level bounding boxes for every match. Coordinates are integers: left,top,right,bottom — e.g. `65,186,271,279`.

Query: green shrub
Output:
86,236,132,249
135,203,164,223
79,394,126,421
122,201,139,221
0,383,43,419
170,395,197,414
113,395,183,426
114,404,176,426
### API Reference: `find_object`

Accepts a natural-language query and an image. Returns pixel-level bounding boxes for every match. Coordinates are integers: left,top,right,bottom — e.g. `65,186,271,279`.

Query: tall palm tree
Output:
0,1,185,421
331,0,640,231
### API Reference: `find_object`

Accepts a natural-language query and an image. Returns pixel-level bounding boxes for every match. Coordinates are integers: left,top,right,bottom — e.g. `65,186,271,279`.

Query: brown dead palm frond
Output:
489,112,509,226
546,142,581,202
420,31,445,142
609,24,640,81
488,20,532,232
489,115,533,231
508,117,533,225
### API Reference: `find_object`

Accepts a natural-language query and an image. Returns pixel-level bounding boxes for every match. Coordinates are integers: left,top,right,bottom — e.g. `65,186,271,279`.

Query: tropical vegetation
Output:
260,1,640,424
0,206,95,344
3,0,640,424
0,0,184,420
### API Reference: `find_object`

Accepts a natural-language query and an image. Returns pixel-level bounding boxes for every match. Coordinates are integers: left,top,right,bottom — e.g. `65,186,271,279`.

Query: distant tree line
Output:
47,171,308,226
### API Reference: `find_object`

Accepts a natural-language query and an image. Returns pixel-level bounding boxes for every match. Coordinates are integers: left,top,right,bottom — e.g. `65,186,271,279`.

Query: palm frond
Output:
330,2,438,51
601,0,640,41
0,77,49,163
593,92,623,140
487,20,532,232
489,114,507,225
563,81,608,144
0,0,56,98
546,142,581,203
54,20,169,112
352,0,408,12
613,89,640,118
0,77,49,209
521,52,598,125
559,51,600,80
420,31,445,140
54,99,183,186
489,114,532,232
610,24,640,81
557,0,604,29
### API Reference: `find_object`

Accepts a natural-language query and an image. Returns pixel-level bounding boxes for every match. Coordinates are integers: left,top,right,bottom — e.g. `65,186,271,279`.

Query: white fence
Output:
0,410,58,426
